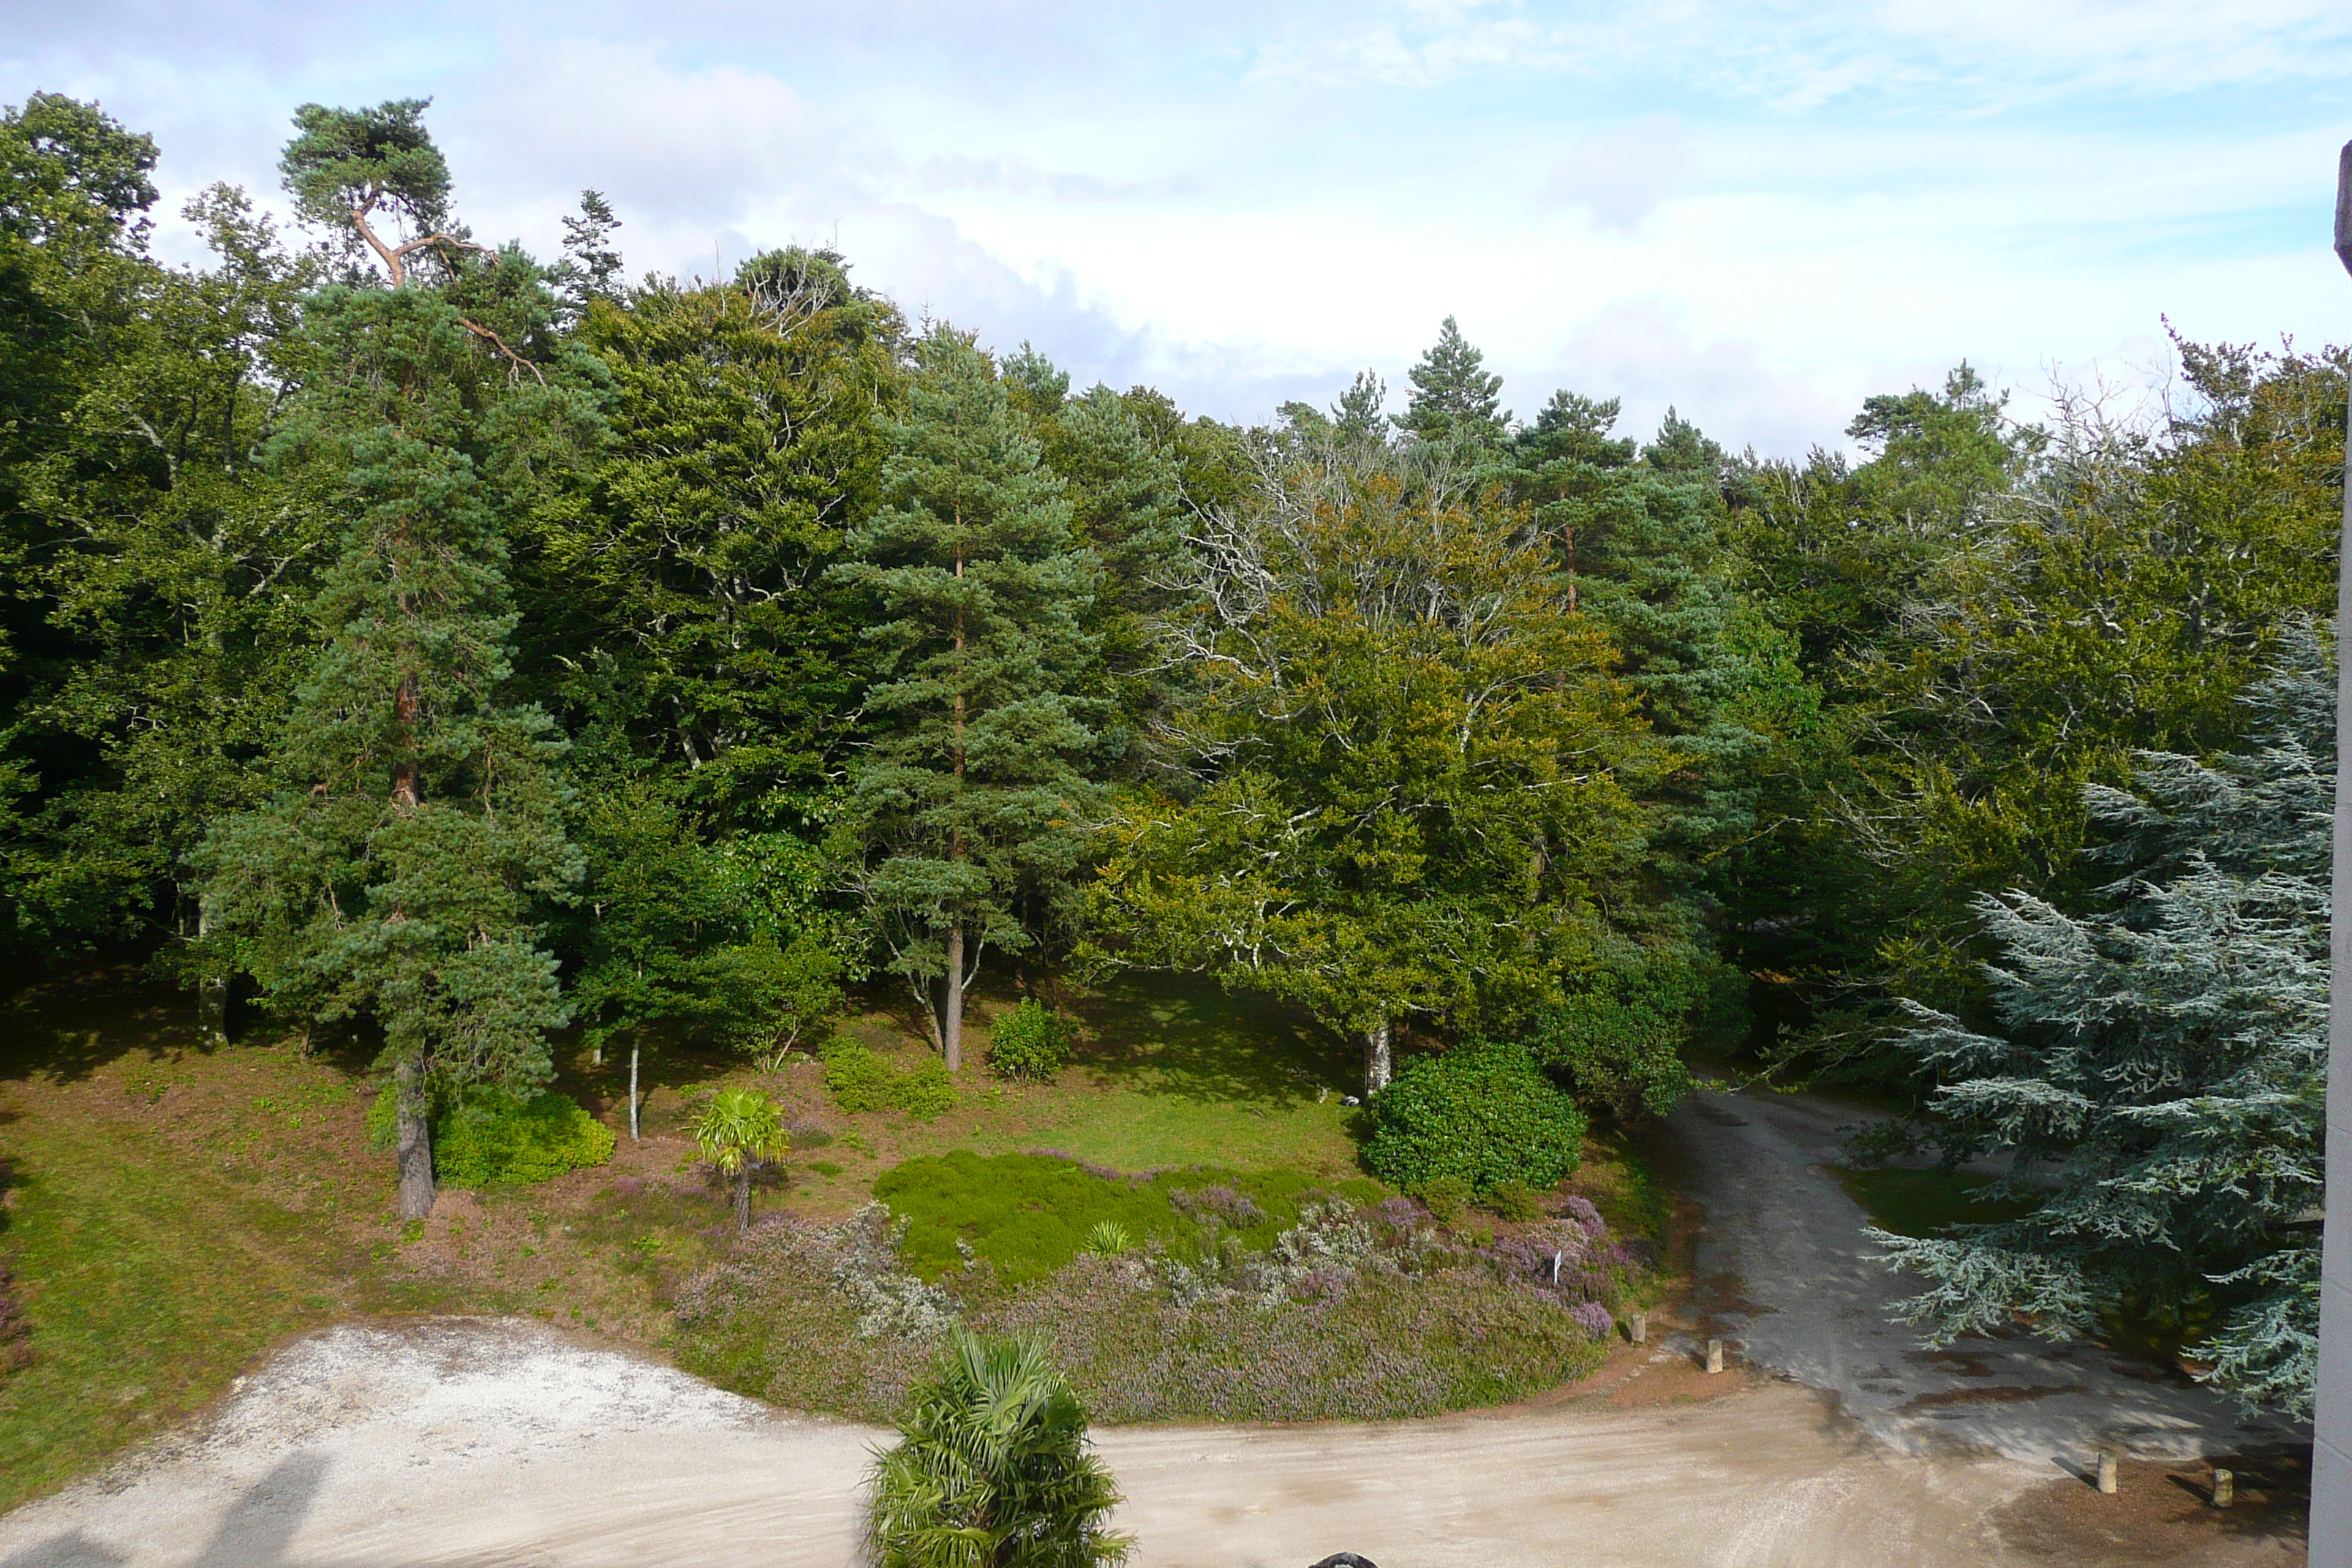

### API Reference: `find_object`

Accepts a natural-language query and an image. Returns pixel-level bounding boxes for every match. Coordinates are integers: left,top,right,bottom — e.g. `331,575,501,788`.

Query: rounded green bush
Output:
985,998,1077,1082
822,1040,898,1115
1364,1039,1586,1195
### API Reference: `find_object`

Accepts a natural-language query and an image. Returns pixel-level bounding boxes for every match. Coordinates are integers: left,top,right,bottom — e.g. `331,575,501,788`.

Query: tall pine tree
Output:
836,328,1103,1070
196,102,591,1218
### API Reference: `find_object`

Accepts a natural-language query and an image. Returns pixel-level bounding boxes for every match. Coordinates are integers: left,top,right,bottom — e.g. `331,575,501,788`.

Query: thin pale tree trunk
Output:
628,1039,641,1142
943,921,965,1073
394,1055,436,1219
195,902,227,1048
1365,1019,1392,1095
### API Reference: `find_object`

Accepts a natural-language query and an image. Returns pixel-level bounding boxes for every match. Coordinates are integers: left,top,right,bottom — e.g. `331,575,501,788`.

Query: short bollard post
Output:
2097,1450,2119,1495
1629,1311,1647,1345
1705,1338,1724,1373
2212,1469,2234,1508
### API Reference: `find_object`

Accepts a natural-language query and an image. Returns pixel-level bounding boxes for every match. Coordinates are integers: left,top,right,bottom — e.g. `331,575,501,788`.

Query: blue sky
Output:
7,0,2351,453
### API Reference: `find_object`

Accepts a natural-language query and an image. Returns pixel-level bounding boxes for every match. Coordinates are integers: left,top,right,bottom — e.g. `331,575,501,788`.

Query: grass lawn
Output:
1831,1165,2038,1238
0,969,463,1510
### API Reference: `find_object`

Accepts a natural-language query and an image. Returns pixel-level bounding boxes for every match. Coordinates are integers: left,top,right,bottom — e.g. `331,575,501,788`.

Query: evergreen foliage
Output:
1869,633,2332,1416
1397,315,1508,447
194,101,592,1216
1363,1038,1588,1194
837,327,1104,1069
864,1330,1131,1568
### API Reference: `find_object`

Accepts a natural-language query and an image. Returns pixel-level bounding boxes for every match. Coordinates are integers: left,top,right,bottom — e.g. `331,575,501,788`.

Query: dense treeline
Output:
1,95,2340,1409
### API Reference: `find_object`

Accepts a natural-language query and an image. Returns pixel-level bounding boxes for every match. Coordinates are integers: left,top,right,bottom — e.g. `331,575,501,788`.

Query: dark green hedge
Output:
1362,1039,1586,1194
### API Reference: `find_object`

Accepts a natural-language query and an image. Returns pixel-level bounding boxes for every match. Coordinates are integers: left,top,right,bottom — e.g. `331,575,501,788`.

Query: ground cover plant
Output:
872,1150,1381,1282
367,1086,617,1189
674,1163,1640,1423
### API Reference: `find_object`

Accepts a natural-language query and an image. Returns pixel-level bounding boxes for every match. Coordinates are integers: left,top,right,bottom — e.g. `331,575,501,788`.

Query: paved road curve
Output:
1668,1085,2299,1463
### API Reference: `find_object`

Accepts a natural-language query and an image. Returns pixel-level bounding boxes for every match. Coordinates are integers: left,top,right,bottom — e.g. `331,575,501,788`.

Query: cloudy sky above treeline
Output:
8,1,2351,453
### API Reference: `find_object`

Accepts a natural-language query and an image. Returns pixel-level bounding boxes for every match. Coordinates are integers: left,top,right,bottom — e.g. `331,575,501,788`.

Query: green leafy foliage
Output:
1410,1175,1472,1225
822,1039,900,1114
821,1040,959,1120
366,1085,614,1187
890,1058,957,1120
1365,1040,1587,1194
1485,1181,1548,1223
987,998,1078,1082
693,1085,790,1230
1083,434,1662,1090
436,1090,616,1188
864,1330,1131,1568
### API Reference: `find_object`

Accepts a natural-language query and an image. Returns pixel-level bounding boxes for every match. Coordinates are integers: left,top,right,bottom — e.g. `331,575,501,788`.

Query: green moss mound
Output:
1364,1039,1586,1194
872,1150,1380,1283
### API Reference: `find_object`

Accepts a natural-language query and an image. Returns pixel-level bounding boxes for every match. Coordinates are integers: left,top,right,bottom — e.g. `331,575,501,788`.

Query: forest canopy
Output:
0,93,2341,1412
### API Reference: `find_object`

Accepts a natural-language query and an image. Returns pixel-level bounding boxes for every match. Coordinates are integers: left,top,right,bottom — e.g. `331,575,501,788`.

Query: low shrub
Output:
821,1041,898,1115
985,998,1077,1082
1486,1180,1549,1223
435,1089,617,1188
1411,1176,1473,1225
1364,1039,1586,1195
888,1058,957,1120
675,1201,1617,1425
823,1041,958,1120
366,1085,616,1188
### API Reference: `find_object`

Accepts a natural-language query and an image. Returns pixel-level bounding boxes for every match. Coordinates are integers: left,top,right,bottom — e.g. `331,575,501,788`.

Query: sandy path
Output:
0,1318,2298,1568
1668,1085,2301,1463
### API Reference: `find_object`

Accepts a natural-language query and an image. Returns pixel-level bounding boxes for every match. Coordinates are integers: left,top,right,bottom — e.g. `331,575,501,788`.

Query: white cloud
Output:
1542,116,1692,233
6,0,2348,459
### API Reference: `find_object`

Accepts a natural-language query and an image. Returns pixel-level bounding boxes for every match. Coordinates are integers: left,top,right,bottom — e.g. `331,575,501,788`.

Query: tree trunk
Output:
195,902,228,1047
1365,1019,1392,1095
197,974,228,1049
628,1039,641,1142
394,1057,436,1219
943,920,965,1073
734,1164,753,1232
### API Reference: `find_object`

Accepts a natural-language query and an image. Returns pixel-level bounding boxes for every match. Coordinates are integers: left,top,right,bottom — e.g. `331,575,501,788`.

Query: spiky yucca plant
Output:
866,1331,1131,1568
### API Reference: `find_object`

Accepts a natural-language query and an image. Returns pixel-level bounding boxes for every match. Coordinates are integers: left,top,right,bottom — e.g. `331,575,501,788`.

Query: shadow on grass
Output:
1066,972,1357,1109
0,961,205,1086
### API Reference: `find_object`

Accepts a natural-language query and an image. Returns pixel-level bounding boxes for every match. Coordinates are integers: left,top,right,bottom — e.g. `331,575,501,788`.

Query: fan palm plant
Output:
866,1331,1131,1568
692,1087,790,1232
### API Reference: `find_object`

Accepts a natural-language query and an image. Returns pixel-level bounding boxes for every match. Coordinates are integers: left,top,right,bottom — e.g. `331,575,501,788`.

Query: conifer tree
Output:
1398,316,1509,446
837,327,1103,1070
1872,633,2331,1415
196,102,591,1218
